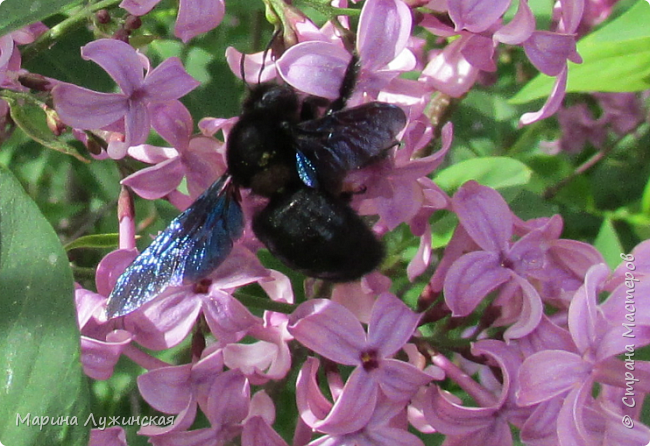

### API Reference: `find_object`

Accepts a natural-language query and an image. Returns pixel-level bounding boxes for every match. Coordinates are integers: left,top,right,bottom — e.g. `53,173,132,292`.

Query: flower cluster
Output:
2,0,649,445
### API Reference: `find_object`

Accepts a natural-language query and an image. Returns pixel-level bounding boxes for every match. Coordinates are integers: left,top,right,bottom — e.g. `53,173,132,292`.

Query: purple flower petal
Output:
142,57,200,101
288,299,366,366
52,84,127,129
205,369,250,426
523,31,578,77
125,99,151,147
367,293,421,357
81,39,144,94
424,385,497,435
517,350,590,406
493,0,535,45
121,157,184,199
242,416,289,446
444,251,510,317
149,101,193,149
452,181,512,253
376,359,432,401
119,0,160,16
175,0,225,42
448,0,511,33
519,65,567,126
502,274,543,341
313,367,378,435
357,0,412,71
461,34,496,72
277,41,350,99
137,364,193,413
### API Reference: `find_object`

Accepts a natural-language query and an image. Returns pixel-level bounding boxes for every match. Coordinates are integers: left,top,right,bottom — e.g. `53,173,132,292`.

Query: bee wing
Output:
293,102,407,190
106,176,244,318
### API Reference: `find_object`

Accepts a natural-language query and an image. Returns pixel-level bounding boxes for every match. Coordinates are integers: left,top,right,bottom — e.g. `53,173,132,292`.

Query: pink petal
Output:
444,251,511,317
242,417,288,446
277,41,350,100
312,368,378,435
225,47,277,83
424,386,497,435
175,0,225,43
202,291,260,339
205,369,250,426
127,144,178,164
52,84,127,130
357,0,412,71
493,0,535,45
119,0,160,15
448,0,510,33
121,157,184,199
137,364,193,413
420,38,479,98
296,357,334,422
452,181,512,253
519,66,567,126
80,330,132,380
568,263,609,353
89,427,127,446
502,274,543,341
149,101,193,149
368,293,421,357
142,57,200,101
461,34,496,72
124,99,151,147
376,359,432,401
523,31,579,77
517,350,590,406
81,39,144,94
125,290,202,350
288,299,367,366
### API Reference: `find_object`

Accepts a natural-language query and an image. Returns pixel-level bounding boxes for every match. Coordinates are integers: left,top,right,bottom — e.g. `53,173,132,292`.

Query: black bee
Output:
106,54,407,318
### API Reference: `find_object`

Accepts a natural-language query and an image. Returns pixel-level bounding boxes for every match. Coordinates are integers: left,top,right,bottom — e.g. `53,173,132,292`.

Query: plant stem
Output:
21,0,122,61
234,291,296,314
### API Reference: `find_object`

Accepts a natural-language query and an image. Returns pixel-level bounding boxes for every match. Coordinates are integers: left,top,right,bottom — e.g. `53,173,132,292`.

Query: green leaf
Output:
594,217,624,269
0,91,88,163
0,0,82,36
511,1,650,104
0,166,89,446
64,233,120,251
433,157,533,196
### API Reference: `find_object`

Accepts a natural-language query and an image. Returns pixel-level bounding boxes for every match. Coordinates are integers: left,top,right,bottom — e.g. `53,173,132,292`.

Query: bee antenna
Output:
257,27,282,85
240,52,251,91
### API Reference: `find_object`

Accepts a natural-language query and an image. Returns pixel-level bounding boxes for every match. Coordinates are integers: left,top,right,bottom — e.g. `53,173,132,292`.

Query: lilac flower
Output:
296,357,426,445
52,39,200,158
276,0,419,103
288,293,432,433
88,426,128,446
424,340,533,446
440,181,603,339
119,0,225,42
121,101,227,201
517,264,650,445
0,23,47,90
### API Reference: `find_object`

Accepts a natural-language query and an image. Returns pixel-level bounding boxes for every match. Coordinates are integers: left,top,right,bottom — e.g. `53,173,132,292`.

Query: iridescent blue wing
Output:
106,176,244,318
293,102,407,191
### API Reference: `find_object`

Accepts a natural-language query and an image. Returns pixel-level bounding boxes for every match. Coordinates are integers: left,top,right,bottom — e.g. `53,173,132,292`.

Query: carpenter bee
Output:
106,54,407,318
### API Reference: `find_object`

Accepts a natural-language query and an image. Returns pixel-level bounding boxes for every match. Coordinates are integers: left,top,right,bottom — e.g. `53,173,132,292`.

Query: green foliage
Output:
0,167,90,446
512,0,650,103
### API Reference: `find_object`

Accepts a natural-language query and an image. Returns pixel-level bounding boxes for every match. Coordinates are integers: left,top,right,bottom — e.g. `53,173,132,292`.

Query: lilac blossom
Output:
439,181,603,339
119,0,225,42
288,293,432,434
517,263,650,445
276,0,421,105
421,0,583,125
52,39,200,158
